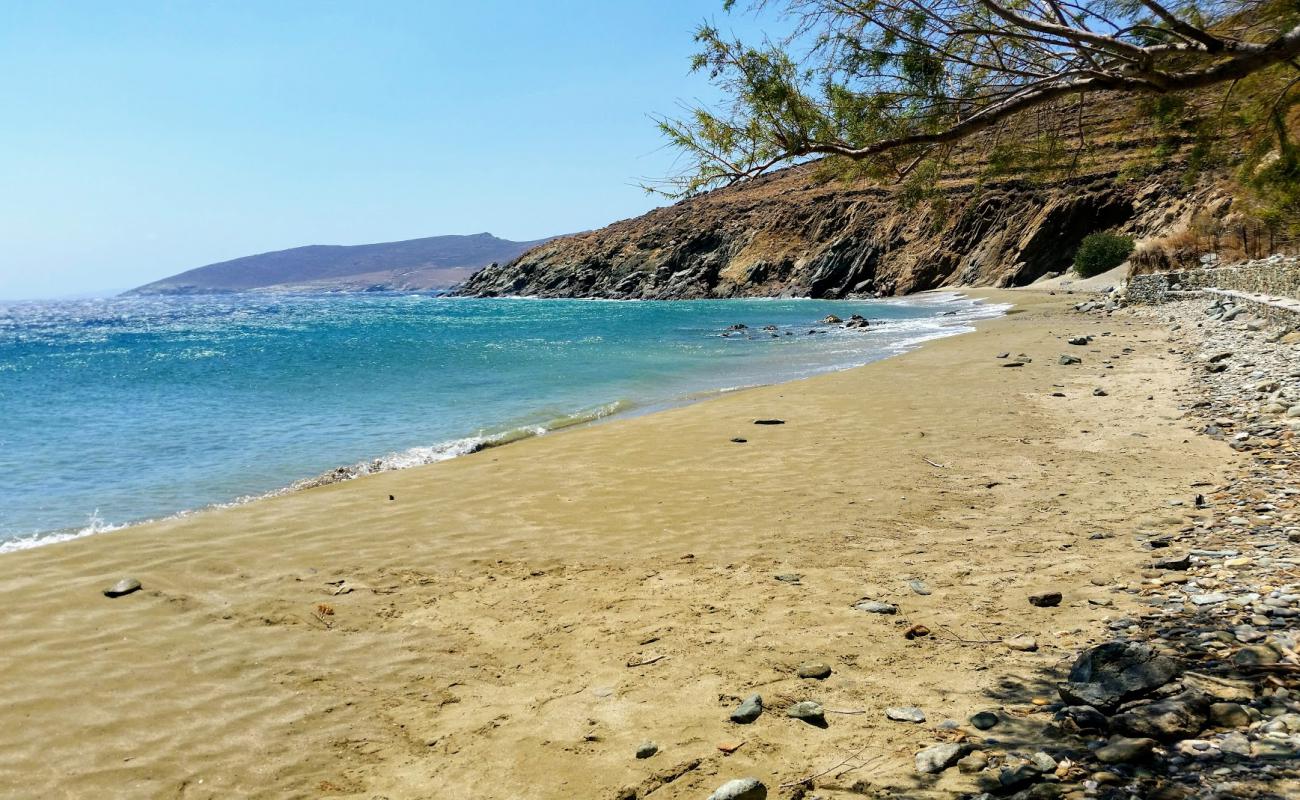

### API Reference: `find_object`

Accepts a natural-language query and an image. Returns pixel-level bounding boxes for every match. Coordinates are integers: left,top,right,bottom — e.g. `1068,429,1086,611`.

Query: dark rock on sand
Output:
635,741,658,759
1059,354,1082,365
1058,641,1179,711
103,578,142,598
730,694,763,724
1029,591,1062,607
753,419,785,425
970,711,1000,730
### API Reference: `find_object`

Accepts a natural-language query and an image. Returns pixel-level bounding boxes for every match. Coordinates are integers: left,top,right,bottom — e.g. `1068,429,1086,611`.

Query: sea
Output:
0,292,1006,551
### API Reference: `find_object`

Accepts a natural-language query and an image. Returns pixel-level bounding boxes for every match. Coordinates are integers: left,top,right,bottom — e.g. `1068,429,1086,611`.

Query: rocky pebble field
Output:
673,291,1300,800
941,292,1300,800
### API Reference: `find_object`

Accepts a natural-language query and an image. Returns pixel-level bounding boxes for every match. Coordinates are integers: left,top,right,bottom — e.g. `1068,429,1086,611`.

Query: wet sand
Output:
0,290,1232,799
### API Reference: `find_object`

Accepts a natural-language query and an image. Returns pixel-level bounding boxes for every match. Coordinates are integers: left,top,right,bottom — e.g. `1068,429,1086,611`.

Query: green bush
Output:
1074,232,1135,277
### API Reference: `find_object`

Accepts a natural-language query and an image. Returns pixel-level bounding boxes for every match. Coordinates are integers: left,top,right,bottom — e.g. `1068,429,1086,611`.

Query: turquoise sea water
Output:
0,292,1005,550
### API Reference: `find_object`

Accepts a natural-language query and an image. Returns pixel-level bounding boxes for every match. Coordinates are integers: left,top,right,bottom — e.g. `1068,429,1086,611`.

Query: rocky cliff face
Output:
457,165,1228,299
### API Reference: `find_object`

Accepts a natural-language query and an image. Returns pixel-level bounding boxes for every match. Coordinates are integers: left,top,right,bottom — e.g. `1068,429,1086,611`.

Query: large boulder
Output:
1058,642,1179,712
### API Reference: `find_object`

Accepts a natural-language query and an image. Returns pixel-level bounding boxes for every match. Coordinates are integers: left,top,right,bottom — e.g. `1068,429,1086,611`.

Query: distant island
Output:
125,232,557,295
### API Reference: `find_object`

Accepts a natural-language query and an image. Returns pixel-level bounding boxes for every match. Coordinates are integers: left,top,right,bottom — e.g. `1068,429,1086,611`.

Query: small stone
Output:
1112,696,1207,741
996,352,1010,359
1068,336,1089,345
1005,634,1039,652
787,701,825,724
773,573,801,583
635,741,658,759
1029,591,1062,607
885,706,926,723
730,437,747,443
1093,388,1108,396
1191,593,1230,605
908,579,931,595
102,578,142,598
915,742,968,774
753,419,784,425
796,662,832,680
1059,354,1082,365
853,599,898,614
1095,736,1156,763
1208,702,1250,729
730,694,762,724
1153,553,1191,570
970,711,999,730
1233,644,1281,667
1220,732,1251,756
707,778,767,800
957,750,989,773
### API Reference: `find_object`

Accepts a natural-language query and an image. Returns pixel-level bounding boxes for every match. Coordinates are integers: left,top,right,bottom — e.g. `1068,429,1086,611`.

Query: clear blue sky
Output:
0,1,772,299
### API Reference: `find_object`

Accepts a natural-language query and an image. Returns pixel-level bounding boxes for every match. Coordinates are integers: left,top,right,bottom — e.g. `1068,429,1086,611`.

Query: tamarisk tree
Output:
656,0,1300,195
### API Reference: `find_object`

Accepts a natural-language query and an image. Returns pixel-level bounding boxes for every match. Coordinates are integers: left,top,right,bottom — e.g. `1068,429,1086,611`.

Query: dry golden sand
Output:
0,291,1236,799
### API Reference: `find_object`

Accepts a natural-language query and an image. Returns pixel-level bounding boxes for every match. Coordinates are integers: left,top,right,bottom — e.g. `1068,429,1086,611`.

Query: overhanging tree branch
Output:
653,0,1300,196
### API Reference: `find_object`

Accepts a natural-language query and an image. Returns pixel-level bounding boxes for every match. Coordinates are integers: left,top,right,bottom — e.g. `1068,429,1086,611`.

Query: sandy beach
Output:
0,290,1235,798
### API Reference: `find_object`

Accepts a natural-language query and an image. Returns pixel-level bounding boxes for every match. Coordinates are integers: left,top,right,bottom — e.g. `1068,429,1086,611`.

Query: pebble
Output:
970,711,1000,730
786,701,825,724
1004,634,1039,652
1059,354,1082,365
707,778,767,800
853,599,898,614
1095,736,1156,763
730,694,762,724
102,577,142,598
635,741,657,759
1029,591,1062,607
915,742,968,774
908,578,931,595
795,662,832,680
885,706,926,723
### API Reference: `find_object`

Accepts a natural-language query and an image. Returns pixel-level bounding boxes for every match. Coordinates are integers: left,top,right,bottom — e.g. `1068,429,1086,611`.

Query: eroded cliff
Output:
458,162,1227,299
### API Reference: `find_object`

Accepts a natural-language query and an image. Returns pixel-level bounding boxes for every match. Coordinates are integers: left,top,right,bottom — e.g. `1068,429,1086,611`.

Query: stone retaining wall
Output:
1127,256,1300,305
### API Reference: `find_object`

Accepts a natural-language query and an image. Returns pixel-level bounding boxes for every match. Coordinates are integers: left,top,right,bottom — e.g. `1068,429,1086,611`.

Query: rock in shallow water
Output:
707,778,767,800
102,577,142,598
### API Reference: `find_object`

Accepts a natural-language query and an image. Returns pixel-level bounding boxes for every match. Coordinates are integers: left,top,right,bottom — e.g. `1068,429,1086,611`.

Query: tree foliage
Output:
654,0,1300,196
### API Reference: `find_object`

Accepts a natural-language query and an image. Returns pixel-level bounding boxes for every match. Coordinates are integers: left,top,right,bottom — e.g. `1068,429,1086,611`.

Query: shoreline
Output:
1,288,1237,798
0,291,1005,555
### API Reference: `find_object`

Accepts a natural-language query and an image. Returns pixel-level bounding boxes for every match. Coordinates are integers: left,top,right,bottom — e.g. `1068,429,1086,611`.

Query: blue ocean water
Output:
0,292,1004,550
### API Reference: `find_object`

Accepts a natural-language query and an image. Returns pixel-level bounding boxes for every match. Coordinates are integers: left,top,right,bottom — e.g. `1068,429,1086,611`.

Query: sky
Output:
0,1,774,299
